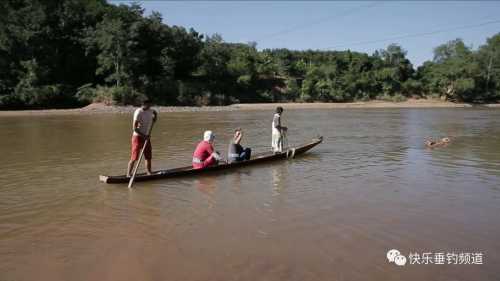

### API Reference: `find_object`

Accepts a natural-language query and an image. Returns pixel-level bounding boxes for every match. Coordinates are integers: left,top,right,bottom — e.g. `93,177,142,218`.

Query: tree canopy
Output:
1,0,499,109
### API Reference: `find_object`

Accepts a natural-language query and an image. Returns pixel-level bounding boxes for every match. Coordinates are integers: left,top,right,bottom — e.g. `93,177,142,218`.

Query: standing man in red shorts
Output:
127,99,157,177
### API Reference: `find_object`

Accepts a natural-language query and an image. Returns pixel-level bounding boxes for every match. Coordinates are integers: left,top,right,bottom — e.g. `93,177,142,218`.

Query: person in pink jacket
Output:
192,130,221,169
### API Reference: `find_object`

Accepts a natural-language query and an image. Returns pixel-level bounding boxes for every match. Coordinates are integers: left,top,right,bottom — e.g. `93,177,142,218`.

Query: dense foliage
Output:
1,0,499,109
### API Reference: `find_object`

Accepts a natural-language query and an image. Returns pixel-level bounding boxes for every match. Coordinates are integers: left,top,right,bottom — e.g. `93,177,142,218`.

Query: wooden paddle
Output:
128,122,155,189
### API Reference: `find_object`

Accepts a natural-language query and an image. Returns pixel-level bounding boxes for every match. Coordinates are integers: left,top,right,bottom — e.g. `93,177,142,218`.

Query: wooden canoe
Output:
99,136,323,184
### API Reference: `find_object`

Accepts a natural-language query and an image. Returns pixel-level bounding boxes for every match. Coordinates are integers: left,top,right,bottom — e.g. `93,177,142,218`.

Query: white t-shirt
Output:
133,108,156,136
272,113,281,134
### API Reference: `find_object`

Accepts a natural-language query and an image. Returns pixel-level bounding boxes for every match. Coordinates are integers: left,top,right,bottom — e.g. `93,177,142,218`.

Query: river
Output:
1,108,500,281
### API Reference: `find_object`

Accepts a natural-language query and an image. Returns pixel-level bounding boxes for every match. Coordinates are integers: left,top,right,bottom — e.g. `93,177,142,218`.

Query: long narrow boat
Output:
99,136,322,184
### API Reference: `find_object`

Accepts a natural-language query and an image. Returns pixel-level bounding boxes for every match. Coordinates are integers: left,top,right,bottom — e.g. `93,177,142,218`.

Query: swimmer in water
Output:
425,137,451,148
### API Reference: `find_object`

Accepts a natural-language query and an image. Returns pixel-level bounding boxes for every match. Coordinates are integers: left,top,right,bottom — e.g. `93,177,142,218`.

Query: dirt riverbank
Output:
1,99,496,116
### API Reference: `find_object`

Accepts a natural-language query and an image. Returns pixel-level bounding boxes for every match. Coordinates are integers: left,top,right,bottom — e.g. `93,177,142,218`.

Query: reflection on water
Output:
195,176,218,209
1,108,500,281
272,163,287,196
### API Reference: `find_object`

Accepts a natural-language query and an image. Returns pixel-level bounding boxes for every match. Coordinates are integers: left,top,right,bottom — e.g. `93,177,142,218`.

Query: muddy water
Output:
1,108,500,281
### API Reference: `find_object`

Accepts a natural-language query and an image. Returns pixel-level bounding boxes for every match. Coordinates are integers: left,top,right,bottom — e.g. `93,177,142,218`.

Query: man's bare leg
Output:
127,160,136,177
145,159,152,175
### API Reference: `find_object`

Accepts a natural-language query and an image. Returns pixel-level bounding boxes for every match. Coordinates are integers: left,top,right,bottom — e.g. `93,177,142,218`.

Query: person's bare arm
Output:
132,119,139,133
133,120,148,138
153,110,158,123
275,116,287,131
235,131,242,144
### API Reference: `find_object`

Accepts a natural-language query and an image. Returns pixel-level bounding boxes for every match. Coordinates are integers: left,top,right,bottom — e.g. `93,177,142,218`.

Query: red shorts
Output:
130,135,152,161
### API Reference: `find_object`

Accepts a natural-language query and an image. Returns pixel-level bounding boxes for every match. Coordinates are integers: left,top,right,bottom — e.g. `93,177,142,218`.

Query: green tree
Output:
198,34,232,104
433,38,472,63
85,4,144,87
476,33,500,101
2,1,500,109
418,38,481,102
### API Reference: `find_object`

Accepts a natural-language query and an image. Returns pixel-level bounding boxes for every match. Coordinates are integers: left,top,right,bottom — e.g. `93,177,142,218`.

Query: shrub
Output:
76,83,95,104
355,92,371,102
284,78,300,101
0,93,23,109
377,93,407,102
391,93,407,102
14,83,77,108
78,85,146,105
236,75,252,87
112,86,146,105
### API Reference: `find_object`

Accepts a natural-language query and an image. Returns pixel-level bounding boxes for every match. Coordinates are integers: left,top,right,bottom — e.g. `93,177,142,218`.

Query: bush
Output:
354,91,371,102
257,89,273,102
76,83,95,104
149,79,181,105
377,93,407,102
193,92,211,106
236,75,252,87
401,79,423,97
0,93,23,109
392,93,407,102
14,83,78,108
453,78,476,102
285,78,300,101
77,85,146,105
177,80,202,105
114,86,143,105
330,88,348,102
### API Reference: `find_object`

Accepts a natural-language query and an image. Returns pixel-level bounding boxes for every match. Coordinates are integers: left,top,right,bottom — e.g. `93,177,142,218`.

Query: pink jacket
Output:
192,141,216,169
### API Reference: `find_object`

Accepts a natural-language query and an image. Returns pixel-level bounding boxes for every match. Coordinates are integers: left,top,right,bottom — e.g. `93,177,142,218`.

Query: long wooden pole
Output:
128,122,154,189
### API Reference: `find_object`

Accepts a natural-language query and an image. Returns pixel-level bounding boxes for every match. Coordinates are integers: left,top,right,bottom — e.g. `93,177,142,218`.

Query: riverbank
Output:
1,99,498,116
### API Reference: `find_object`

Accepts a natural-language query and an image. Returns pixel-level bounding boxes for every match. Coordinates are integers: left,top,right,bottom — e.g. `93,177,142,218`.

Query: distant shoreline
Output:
1,99,499,116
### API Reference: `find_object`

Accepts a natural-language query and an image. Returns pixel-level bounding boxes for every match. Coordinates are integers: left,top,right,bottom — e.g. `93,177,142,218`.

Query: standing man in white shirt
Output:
127,99,157,177
272,106,287,153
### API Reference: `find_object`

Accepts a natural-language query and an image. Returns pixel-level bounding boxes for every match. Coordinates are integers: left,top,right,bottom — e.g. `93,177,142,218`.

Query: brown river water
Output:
1,108,500,281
